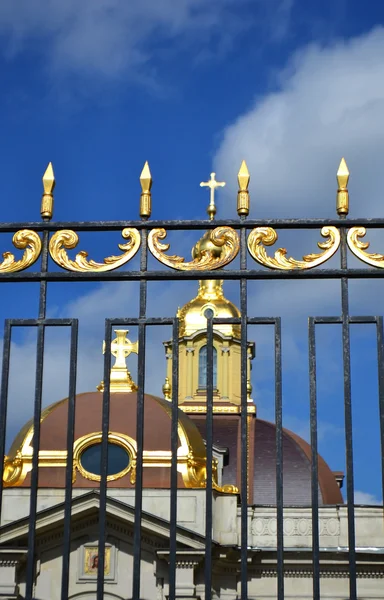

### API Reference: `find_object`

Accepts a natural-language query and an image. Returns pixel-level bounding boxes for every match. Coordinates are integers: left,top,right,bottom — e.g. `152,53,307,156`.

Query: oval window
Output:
80,442,130,477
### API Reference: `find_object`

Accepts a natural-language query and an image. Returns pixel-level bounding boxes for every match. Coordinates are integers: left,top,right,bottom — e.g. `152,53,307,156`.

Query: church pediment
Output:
0,490,207,551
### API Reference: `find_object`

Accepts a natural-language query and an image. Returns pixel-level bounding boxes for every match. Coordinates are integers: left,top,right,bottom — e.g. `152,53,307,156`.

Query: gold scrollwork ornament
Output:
0,230,42,273
3,452,23,486
347,227,384,268
49,228,140,272
148,226,239,271
247,226,340,270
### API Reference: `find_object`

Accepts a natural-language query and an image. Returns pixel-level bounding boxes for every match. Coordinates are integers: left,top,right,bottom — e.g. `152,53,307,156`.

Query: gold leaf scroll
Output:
247,226,340,270
147,226,239,271
0,230,42,273
49,228,140,272
347,227,384,268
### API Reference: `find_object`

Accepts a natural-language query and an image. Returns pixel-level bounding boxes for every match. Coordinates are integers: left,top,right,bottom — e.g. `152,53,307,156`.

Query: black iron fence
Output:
0,163,383,600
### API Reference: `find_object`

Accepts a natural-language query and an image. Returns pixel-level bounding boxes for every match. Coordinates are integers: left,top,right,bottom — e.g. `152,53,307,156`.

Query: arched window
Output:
198,345,217,389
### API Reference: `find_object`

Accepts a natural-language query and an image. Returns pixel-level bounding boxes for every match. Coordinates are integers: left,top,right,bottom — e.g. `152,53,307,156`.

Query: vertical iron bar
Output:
25,323,46,599
204,310,214,600
240,224,248,600
25,226,50,600
96,320,112,600
38,230,49,320
60,320,79,600
376,317,384,506
275,317,284,600
340,224,357,600
132,228,148,600
308,318,320,600
0,320,12,519
169,318,179,600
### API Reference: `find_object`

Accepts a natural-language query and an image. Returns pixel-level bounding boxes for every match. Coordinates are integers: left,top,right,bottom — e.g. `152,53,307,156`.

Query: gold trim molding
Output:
247,226,340,270
0,230,42,273
148,227,239,271
179,404,256,414
3,429,237,492
49,228,140,272
347,227,384,268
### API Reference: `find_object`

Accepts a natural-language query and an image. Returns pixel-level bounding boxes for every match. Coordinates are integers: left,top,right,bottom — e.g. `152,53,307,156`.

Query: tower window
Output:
198,345,217,389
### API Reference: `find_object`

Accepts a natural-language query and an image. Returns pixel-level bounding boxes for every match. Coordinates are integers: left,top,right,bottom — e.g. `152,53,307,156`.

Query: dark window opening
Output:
80,442,130,477
198,345,217,388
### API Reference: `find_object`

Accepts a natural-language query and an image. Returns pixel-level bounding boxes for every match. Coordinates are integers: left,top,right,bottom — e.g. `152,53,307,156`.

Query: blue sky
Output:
1,0,384,505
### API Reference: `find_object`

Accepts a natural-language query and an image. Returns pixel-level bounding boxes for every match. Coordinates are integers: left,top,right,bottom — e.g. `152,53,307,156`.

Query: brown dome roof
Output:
190,416,343,506
5,392,207,490
252,419,343,505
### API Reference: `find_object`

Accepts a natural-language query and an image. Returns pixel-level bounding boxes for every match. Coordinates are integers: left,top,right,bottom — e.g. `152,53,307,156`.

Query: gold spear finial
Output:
237,160,250,217
200,172,226,220
336,157,350,216
41,162,55,220
139,161,152,219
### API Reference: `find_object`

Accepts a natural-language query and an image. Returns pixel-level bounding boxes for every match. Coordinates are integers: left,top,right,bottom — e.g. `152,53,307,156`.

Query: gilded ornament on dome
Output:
98,329,138,393
177,279,241,339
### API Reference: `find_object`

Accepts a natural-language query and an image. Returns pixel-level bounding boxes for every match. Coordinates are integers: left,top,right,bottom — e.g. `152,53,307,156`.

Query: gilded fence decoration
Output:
247,226,341,271
148,226,239,271
3,156,384,274
48,228,141,272
347,227,384,269
0,230,42,273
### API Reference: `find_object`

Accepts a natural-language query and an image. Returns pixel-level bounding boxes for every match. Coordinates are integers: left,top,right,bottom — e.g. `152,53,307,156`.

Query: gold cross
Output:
107,330,139,369
99,329,139,393
200,172,226,220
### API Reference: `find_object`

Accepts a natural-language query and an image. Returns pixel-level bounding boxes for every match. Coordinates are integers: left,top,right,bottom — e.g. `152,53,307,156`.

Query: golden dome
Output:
178,279,241,339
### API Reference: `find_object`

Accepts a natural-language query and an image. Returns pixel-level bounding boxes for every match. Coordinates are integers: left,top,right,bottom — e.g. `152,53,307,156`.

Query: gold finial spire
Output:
200,172,226,220
336,157,349,216
139,161,152,219
162,376,171,401
41,162,55,220
237,160,250,217
97,329,139,393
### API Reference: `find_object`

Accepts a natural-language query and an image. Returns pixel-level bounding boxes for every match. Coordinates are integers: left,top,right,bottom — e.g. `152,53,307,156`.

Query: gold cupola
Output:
177,278,241,340
164,236,255,414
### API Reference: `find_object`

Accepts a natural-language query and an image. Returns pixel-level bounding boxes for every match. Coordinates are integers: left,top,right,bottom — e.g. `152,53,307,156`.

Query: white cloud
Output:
0,0,291,81
215,26,384,220
213,26,384,418
354,490,382,505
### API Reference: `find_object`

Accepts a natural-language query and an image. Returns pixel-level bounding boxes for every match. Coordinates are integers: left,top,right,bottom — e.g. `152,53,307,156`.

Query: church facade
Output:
1,272,384,599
